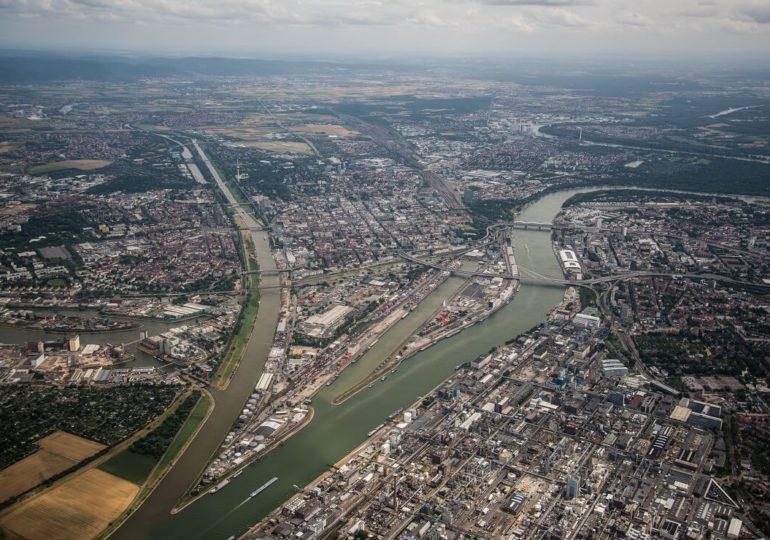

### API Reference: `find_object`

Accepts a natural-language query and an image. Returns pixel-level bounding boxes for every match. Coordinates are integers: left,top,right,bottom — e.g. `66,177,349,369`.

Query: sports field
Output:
0,432,105,503
0,469,138,540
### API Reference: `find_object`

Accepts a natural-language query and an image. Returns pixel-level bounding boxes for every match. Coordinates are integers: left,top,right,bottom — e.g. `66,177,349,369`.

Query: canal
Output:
112,187,588,539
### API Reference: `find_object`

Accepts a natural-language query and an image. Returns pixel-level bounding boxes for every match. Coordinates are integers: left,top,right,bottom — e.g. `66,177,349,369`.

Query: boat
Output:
368,383,374,389
250,477,279,498
368,423,384,437
386,407,403,421
209,477,231,494
381,375,387,381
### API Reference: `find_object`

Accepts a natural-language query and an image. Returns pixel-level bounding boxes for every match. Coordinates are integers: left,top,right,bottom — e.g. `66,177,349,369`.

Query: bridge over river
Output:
398,251,769,291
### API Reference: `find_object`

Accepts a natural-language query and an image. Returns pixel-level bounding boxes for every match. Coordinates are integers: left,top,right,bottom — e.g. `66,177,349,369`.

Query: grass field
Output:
98,451,157,486
243,141,314,155
156,392,211,472
0,432,105,503
293,123,359,137
0,469,138,540
100,391,210,487
0,142,19,154
28,159,112,174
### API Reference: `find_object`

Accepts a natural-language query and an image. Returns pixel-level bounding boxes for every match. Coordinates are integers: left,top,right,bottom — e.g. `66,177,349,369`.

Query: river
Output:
0,309,202,367
112,185,589,539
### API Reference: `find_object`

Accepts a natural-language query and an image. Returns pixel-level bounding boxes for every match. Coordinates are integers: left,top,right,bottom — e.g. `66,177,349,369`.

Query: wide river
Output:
112,186,605,539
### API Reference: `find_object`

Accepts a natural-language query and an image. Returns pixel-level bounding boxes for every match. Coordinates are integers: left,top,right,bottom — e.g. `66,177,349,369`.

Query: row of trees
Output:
130,391,201,460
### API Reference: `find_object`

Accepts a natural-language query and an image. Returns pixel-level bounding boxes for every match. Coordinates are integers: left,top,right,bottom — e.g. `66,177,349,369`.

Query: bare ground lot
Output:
0,432,105,503
0,468,138,540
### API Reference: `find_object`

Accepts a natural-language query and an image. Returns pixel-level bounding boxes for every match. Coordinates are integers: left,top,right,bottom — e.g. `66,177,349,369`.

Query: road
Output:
131,125,207,185
192,140,259,228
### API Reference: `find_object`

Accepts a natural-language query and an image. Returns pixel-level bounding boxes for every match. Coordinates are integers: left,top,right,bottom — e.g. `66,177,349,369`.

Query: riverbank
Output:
328,271,465,405
171,404,315,514
121,183,740,540
242,342,502,537
0,320,140,334
116,187,573,540
212,234,262,390
331,238,520,406
4,302,215,325
331,270,518,406
109,136,283,540
99,390,213,539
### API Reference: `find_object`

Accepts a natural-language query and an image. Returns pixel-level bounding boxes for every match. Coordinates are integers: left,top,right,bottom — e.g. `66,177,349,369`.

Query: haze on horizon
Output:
0,0,769,62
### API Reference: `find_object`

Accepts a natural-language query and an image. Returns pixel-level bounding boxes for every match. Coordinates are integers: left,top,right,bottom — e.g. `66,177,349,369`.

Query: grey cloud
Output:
617,12,653,27
530,7,590,27
477,0,584,6
742,6,770,24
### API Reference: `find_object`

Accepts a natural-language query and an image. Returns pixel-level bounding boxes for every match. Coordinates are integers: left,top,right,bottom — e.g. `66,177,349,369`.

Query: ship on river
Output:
250,477,278,498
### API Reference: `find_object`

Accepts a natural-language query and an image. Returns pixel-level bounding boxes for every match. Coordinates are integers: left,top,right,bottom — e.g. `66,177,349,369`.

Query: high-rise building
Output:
565,475,580,499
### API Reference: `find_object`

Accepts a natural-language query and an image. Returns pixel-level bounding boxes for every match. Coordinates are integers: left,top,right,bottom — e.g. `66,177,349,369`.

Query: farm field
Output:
0,431,105,503
0,469,138,540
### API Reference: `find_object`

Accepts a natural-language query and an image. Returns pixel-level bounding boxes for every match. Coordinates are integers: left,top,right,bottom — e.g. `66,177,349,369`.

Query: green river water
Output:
113,187,589,539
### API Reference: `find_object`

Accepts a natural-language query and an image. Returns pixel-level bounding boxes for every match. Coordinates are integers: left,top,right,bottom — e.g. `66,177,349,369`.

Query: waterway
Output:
0,309,199,367
113,186,583,539
112,228,283,539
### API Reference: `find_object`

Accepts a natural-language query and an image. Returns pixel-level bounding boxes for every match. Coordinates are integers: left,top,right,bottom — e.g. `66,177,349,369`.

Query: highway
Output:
131,125,207,185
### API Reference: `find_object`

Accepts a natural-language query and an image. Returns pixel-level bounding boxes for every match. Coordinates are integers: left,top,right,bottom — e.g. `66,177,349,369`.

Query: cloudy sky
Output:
1,0,769,60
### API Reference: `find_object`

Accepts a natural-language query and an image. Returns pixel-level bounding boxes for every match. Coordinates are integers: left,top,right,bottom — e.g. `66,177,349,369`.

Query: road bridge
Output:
400,251,770,292
398,252,515,280
518,266,770,290
512,221,553,231
241,269,289,277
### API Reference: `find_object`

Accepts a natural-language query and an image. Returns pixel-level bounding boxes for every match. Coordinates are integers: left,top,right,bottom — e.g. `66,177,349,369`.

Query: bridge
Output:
399,251,770,292
512,221,553,231
241,269,290,277
512,221,599,233
398,252,516,280
518,266,770,291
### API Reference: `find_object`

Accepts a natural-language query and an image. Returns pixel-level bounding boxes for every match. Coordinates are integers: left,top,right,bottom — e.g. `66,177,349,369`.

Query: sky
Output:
1,0,769,60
